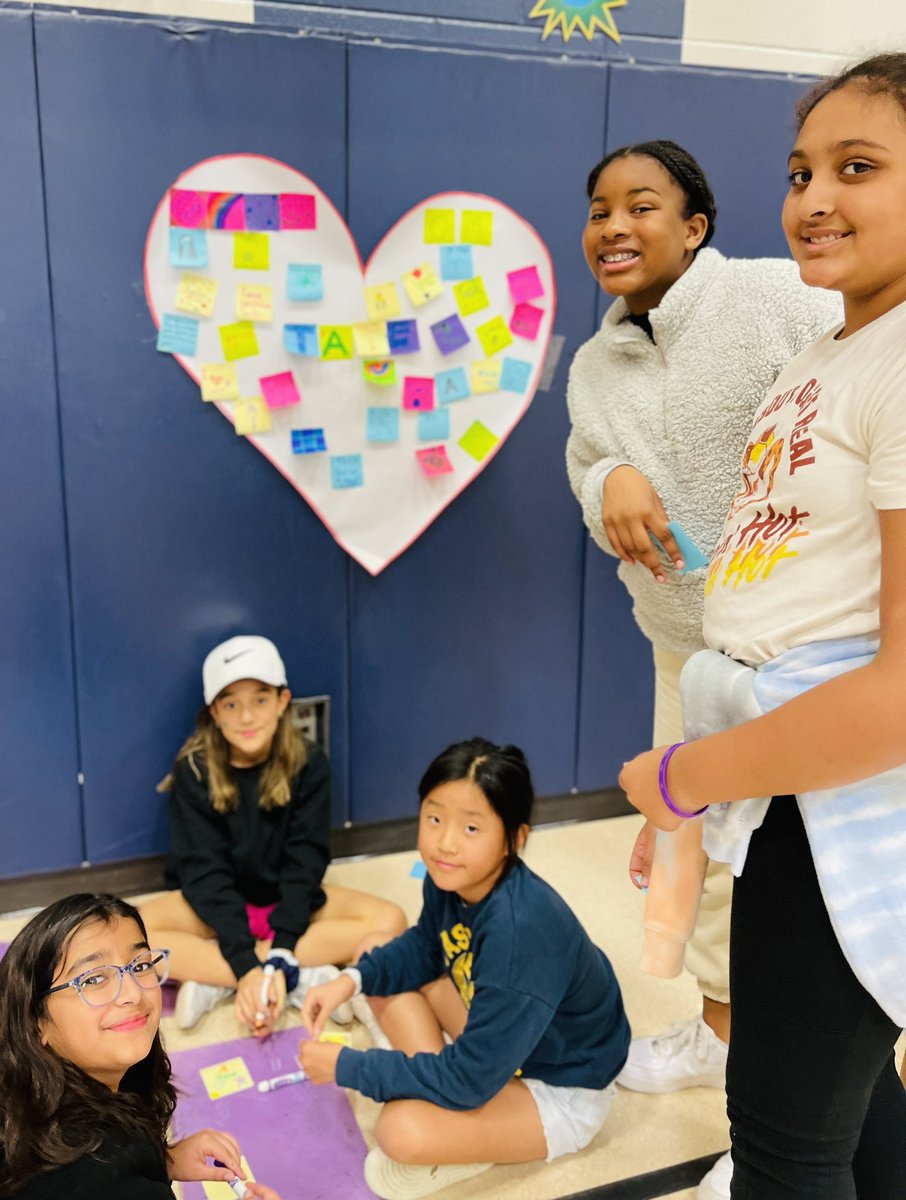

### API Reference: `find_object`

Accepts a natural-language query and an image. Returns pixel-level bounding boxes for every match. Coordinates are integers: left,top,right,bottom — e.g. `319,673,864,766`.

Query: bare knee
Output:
353,911,405,963
375,900,408,939
375,1103,434,1163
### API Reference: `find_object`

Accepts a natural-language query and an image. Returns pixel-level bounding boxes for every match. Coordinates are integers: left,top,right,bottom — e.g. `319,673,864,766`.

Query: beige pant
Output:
652,644,731,1004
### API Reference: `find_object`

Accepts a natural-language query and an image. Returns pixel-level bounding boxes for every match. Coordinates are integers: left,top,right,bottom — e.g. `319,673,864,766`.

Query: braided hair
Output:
795,51,906,128
586,139,717,252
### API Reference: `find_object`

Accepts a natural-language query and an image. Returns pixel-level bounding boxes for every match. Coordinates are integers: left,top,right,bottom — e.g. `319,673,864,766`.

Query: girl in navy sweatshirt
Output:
299,738,630,1200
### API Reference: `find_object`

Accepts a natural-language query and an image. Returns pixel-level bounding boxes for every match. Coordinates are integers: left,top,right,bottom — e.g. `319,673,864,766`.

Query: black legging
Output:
727,796,906,1199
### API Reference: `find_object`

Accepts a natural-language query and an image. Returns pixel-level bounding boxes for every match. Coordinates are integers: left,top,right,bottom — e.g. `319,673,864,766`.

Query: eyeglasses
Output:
42,950,171,1008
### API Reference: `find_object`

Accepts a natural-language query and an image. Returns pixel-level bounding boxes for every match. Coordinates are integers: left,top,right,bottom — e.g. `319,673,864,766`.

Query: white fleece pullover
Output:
565,248,841,655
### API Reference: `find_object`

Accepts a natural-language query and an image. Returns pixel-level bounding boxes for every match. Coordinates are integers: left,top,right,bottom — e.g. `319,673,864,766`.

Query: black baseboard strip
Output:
0,788,632,914
563,1151,725,1200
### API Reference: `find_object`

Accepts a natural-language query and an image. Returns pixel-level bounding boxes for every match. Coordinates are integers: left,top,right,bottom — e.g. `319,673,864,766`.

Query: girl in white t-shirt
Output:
620,53,906,1199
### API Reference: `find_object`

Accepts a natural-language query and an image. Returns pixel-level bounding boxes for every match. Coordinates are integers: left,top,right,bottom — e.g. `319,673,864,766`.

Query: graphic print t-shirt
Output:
704,300,906,666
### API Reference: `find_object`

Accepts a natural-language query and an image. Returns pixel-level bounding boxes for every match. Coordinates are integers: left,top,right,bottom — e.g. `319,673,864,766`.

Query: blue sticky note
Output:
169,228,208,268
291,428,327,455
387,319,420,355
284,324,320,356
440,245,473,281
436,366,471,405
430,313,470,356
667,521,710,573
244,194,280,231
330,454,364,489
409,860,427,879
156,313,199,356
500,357,532,393
288,264,324,302
367,407,400,444
418,409,450,442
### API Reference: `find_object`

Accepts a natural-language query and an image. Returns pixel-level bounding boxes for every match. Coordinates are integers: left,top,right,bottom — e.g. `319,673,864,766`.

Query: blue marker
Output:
257,1068,307,1093
213,1161,248,1197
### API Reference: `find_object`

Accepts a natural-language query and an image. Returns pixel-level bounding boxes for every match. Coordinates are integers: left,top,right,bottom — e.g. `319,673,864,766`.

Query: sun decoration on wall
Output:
528,0,627,43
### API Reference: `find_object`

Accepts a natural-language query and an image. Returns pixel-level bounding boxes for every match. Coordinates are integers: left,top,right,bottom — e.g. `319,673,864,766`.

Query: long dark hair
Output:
586,138,717,252
418,738,534,877
795,51,906,128
0,894,176,1196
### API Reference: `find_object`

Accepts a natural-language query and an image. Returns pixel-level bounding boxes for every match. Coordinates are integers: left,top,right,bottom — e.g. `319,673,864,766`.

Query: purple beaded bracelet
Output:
658,742,708,818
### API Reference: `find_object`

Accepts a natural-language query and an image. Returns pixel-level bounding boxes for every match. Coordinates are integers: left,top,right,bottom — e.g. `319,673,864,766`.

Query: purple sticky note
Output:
387,319,420,355
509,302,545,341
280,194,317,230
244,194,280,231
169,189,208,229
430,313,470,356
507,266,545,304
260,371,301,409
402,376,435,411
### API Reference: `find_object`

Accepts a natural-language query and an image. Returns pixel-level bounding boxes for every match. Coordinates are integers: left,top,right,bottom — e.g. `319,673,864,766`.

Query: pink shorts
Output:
246,903,277,942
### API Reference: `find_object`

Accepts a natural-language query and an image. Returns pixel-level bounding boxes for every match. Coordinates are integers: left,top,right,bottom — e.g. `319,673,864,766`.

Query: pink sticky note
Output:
509,302,545,341
402,376,435,411
507,266,544,304
416,445,454,477
170,189,208,228
260,370,301,409
280,194,317,230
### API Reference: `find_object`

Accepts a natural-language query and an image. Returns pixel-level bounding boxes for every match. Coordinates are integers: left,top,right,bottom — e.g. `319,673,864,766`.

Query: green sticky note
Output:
219,321,260,362
453,276,490,318
424,208,456,244
461,210,493,246
458,420,499,462
319,325,353,360
476,314,513,356
362,360,397,387
233,232,270,270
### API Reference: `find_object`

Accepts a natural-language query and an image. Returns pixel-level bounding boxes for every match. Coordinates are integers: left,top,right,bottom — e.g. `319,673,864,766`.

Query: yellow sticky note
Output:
459,420,499,462
233,232,270,270
470,358,502,394
199,1056,255,1100
319,325,354,360
175,273,218,318
318,1030,353,1047
453,276,490,318
200,362,239,402
461,209,493,246
402,262,444,307
476,315,513,357
236,283,273,323
364,282,402,321
424,208,456,244
202,1156,256,1199
232,396,272,436
352,321,391,358
219,321,259,362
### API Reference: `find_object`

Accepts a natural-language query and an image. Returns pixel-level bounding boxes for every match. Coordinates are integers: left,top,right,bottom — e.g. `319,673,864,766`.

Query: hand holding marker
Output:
255,962,276,1028
213,1161,248,1198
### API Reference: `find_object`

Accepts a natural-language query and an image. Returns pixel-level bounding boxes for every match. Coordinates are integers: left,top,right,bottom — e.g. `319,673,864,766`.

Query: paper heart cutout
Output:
144,155,556,574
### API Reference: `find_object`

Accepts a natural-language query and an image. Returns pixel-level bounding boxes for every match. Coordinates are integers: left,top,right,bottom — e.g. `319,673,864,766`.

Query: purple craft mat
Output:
170,1026,370,1199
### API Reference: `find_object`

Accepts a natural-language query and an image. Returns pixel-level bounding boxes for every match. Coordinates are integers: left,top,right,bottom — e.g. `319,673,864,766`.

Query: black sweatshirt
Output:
163,742,331,978
6,1134,173,1198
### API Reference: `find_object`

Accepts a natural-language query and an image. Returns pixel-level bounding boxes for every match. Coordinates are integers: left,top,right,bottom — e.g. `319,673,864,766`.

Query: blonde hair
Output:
158,701,306,814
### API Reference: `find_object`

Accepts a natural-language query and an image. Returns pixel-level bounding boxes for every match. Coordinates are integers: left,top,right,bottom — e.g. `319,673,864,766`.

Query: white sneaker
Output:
351,994,393,1050
174,981,234,1030
616,1014,728,1093
287,964,353,1024
363,1147,492,1198
698,1150,733,1200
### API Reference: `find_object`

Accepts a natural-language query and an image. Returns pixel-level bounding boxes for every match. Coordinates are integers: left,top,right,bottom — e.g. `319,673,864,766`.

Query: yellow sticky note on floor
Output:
236,284,273,323
424,208,456,244
476,314,512,356
219,321,259,362
402,262,444,307
461,209,493,245
202,1156,256,1198
364,281,402,321
233,232,270,270
470,358,502,394
352,321,391,358
453,276,489,318
199,1056,254,1100
200,362,239,402
233,396,272,436
459,420,499,462
319,1030,353,1047
175,273,218,318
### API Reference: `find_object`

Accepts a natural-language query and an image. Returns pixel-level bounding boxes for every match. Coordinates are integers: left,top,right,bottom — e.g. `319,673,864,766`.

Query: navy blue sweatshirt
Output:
336,860,630,1110
163,743,330,979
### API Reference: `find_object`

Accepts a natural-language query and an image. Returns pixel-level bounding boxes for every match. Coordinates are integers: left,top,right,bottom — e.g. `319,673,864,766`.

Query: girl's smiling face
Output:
583,154,709,314
418,779,526,905
783,85,906,333
38,917,161,1091
210,678,291,767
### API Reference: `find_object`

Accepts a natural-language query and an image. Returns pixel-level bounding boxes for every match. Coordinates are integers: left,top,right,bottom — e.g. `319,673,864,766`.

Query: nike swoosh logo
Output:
224,649,253,663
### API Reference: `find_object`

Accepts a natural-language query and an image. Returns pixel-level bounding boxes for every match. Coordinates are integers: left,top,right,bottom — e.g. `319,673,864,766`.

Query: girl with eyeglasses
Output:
0,893,281,1198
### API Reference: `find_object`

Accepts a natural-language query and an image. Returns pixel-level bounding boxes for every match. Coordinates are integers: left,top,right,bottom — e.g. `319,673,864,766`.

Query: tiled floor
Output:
1,812,734,1198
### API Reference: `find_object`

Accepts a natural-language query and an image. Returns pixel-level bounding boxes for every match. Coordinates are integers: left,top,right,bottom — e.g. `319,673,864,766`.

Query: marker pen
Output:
255,962,276,1025
257,1068,307,1093
213,1161,248,1197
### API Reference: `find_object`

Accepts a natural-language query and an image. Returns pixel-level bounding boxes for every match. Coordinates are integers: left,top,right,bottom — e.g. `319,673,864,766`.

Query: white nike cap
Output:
202,635,288,704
